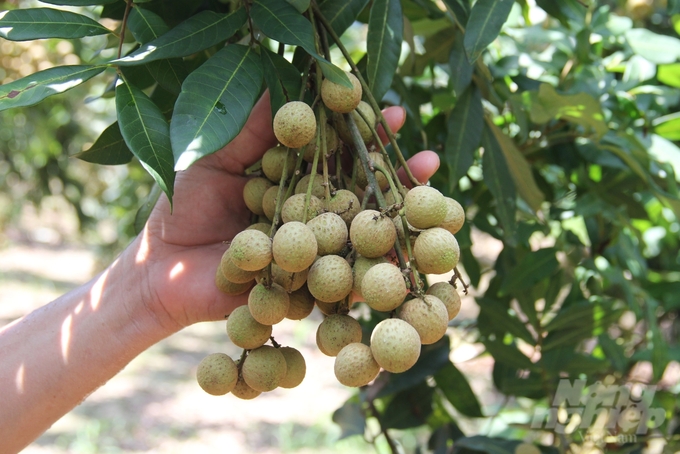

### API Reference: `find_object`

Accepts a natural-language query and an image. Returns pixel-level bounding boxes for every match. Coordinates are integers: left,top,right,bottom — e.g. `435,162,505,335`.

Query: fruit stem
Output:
237,349,248,374
269,148,293,237
399,208,424,293
313,4,420,187
335,148,344,190
366,399,399,454
269,336,281,348
451,266,469,295
370,163,401,215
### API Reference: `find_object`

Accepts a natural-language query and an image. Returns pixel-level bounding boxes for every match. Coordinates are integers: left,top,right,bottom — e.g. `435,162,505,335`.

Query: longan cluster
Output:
198,71,467,397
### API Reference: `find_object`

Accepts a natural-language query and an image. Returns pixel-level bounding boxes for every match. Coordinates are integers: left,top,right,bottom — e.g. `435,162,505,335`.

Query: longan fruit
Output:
196,353,238,396
273,101,316,149
321,72,362,113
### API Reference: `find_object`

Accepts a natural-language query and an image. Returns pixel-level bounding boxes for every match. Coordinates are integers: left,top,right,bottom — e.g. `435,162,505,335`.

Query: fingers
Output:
376,106,406,145
397,150,440,188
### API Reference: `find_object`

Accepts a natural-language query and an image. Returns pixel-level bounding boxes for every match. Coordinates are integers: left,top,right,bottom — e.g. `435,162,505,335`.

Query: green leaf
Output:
477,297,535,344
444,85,483,192
542,301,623,351
286,0,310,13
0,8,111,40
653,112,680,141
146,59,189,96
0,65,107,112
484,339,535,371
448,27,473,96
332,400,365,439
625,28,680,64
115,8,247,66
116,81,175,203
171,44,263,171
134,184,161,234
73,121,133,165
261,47,302,119
454,436,522,454
434,362,484,417
463,0,514,63
318,0,370,38
499,248,558,294
127,6,169,44
39,0,118,5
658,63,680,88
443,0,469,26
367,0,402,102
481,125,517,243
251,0,351,88
382,381,435,429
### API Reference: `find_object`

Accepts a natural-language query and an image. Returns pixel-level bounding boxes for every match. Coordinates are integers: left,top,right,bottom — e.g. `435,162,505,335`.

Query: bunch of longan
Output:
197,71,467,398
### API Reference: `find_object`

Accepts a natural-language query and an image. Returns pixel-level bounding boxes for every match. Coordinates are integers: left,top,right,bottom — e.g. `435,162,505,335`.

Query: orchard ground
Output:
2,200,507,453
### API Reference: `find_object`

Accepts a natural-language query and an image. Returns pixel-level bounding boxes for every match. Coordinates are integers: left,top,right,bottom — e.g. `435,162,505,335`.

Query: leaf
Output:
481,125,517,243
115,8,247,66
443,0,469,26
261,48,303,119
653,112,680,141
332,400,365,439
127,6,169,44
381,381,435,429
251,0,352,88
434,362,484,417
499,248,558,294
477,297,535,344
39,0,118,5
448,27,474,96
492,362,545,398
116,81,175,203
134,184,162,234
171,44,263,171
454,435,522,454
0,65,107,112
366,0,403,102
487,121,544,212
444,85,483,192
463,0,514,63
625,28,680,64
542,301,623,351
146,59,189,96
658,63,680,88
286,0,310,14
483,339,535,371
318,0,370,38
73,121,133,165
0,8,111,41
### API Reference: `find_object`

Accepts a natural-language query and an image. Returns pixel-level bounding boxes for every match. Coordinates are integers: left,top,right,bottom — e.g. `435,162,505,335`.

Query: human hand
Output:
129,93,440,334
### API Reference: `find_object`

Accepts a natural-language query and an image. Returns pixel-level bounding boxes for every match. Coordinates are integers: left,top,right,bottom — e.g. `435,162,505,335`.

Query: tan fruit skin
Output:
281,193,322,224
273,101,317,149
243,177,274,215
220,248,259,284
262,185,288,221
261,145,296,183
404,186,447,229
370,318,421,373
413,227,460,275
241,346,288,392
307,255,354,303
355,151,389,191
231,375,261,400
334,101,376,144
278,347,306,389
349,210,397,258
286,286,315,320
316,314,363,357
439,197,465,235
214,268,253,295
303,123,339,162
306,212,348,256
361,263,408,312
229,229,272,271
248,283,290,325
327,189,361,226
196,353,238,396
295,174,326,199
398,295,448,345
226,305,272,349
272,221,318,273
321,72,362,113
334,343,380,387
426,282,461,321
352,255,388,298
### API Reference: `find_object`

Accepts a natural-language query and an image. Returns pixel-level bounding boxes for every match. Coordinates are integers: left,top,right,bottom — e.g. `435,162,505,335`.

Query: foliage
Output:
2,0,680,452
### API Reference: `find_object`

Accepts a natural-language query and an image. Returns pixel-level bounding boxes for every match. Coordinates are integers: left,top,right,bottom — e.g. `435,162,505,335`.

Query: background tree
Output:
1,0,679,452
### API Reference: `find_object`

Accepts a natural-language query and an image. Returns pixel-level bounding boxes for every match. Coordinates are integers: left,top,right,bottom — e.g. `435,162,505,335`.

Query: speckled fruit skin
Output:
243,177,274,215
334,343,380,387
361,263,408,312
286,286,315,320
321,72,362,113
316,314,363,356
248,283,290,325
350,210,397,258
426,282,461,321
227,305,272,349
351,255,388,298
272,221,318,273
404,186,448,229
355,151,389,191
262,185,289,221
261,145,296,183
229,229,272,271
215,267,253,295
220,248,259,284
196,353,238,396
370,319,421,373
307,255,354,303
273,101,316,149
246,222,272,234
295,174,326,199
306,212,348,256
327,189,361,226
303,123,339,162
281,193,322,224
278,347,306,389
413,227,460,275
398,295,448,345
439,197,465,235
241,345,288,392
334,101,376,144
270,263,308,293
315,300,339,315
231,375,261,400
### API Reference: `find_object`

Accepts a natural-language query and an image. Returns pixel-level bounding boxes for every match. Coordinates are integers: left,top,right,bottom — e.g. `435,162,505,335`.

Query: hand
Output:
132,93,441,333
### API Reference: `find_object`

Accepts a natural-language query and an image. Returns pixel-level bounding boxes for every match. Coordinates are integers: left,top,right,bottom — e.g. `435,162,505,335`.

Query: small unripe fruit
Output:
327,189,361,226
262,185,289,221
361,263,408,312
352,255,388,298
404,186,447,229
426,282,461,321
220,248,260,284
281,193,322,223
196,353,238,396
229,229,272,271
413,227,460,275
370,319,421,373
273,101,316,148
243,177,274,215
321,72,362,113
334,101,376,144
286,286,315,320
215,268,253,295
439,197,465,235
306,212,348,256
334,343,380,387
231,374,261,400
278,347,306,389
227,305,272,349
316,314,363,356
272,221,318,272
350,210,397,258
241,346,287,392
398,295,448,345
307,255,354,303
355,152,389,191
302,123,339,162
248,283,290,325
295,174,326,199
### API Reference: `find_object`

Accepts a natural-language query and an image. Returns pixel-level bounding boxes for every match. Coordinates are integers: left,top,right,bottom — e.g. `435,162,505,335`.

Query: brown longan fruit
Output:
361,263,408,312
278,346,306,389
281,193,322,224
241,345,288,392
262,145,296,183
262,185,289,222
439,197,465,235
302,123,339,162
398,295,448,345
334,343,380,387
306,212,348,256
215,267,253,295
220,248,259,284
227,305,272,349
349,209,397,258
321,72,362,113
229,229,272,271
404,185,448,229
352,255,388,298
413,227,460,275
286,286,315,320
426,282,461,321
196,353,238,396
307,255,354,303
295,174,326,199
248,283,290,325
231,374,261,400
243,177,274,215
316,314,363,356
327,189,361,226
272,221,318,273
273,101,317,149
370,318,421,373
